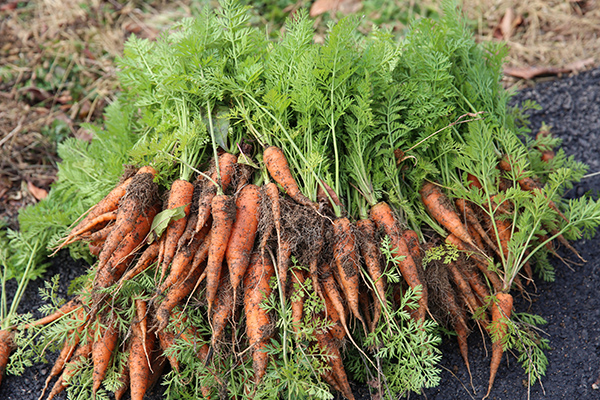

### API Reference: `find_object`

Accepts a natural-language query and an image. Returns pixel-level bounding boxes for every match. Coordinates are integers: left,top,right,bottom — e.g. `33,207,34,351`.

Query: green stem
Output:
206,100,224,195
7,241,39,325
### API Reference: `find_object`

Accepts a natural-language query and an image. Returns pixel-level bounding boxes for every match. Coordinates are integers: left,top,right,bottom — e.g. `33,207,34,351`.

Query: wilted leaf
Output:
493,8,522,40
27,181,48,201
148,205,187,243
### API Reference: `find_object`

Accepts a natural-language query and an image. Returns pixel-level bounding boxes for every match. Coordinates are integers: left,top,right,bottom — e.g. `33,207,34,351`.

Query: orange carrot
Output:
332,217,367,334
116,241,160,289
243,249,275,384
0,329,14,388
263,146,314,209
156,260,203,331
466,173,483,190
130,299,156,400
22,297,81,329
445,292,471,381
158,179,195,283
455,198,501,256
205,194,236,316
226,184,260,301
195,153,238,233
54,339,93,400
92,317,119,395
357,219,385,332
445,233,503,293
321,270,350,340
445,259,481,316
114,358,130,400
484,292,513,399
96,169,159,274
95,201,161,288
289,268,307,337
420,181,477,248
158,329,179,372
370,202,428,321
314,329,355,400
211,273,234,348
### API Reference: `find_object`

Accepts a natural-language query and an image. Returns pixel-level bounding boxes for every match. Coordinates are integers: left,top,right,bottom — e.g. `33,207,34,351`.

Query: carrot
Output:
466,173,483,190
189,229,211,276
484,292,513,399
22,297,81,329
289,268,307,337
263,146,314,209
226,184,260,302
445,259,481,316
445,292,472,382
92,317,119,396
210,273,234,348
195,153,238,233
47,339,93,400
357,219,385,332
114,358,130,400
455,198,501,257
332,217,368,334
445,233,503,293
57,210,118,250
95,201,161,288
157,179,195,283
116,241,160,289
156,259,203,331
243,249,275,384
159,224,207,294
86,222,115,244
130,299,156,400
158,330,179,372
314,328,355,400
321,270,350,340
89,241,103,257
205,194,236,316
0,329,14,388
369,202,428,321
317,179,342,210
420,181,477,248
96,170,159,274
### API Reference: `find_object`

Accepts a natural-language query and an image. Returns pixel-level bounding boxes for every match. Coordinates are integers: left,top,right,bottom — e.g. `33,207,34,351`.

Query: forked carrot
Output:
195,153,238,233
484,292,513,399
47,339,93,400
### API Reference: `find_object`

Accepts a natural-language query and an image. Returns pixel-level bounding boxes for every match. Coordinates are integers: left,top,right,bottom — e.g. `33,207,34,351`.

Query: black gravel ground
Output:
2,68,600,400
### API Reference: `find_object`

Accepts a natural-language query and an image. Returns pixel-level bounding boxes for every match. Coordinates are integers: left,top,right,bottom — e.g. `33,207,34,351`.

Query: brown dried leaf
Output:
27,181,48,201
493,8,522,40
309,0,361,17
504,57,594,80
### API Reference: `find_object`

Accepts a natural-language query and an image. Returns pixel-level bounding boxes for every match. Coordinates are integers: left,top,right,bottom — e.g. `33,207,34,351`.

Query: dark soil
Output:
2,68,600,400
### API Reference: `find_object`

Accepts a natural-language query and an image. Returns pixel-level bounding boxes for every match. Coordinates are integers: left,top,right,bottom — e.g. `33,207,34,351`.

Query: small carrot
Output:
158,179,195,283
332,217,367,334
370,202,428,321
455,198,500,257
22,297,81,329
289,268,307,338
243,249,275,385
114,358,130,400
92,317,119,396
484,292,513,399
210,273,234,348
263,146,314,209
445,259,481,317
420,181,477,248
205,194,236,316
86,223,115,244
195,153,238,233
116,241,160,289
446,291,472,382
466,173,483,190
47,339,93,400
226,184,260,302
321,270,350,340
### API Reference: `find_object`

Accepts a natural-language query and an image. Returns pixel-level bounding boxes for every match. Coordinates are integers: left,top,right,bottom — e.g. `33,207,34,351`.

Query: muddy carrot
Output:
263,146,314,209
484,292,513,399
357,219,386,332
92,317,119,396
129,299,156,400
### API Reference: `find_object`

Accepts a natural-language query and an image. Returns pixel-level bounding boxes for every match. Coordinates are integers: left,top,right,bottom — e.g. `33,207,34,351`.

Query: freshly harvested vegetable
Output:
485,292,514,399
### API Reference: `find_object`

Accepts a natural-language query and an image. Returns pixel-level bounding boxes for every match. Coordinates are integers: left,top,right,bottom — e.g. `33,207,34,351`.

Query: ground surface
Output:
2,68,600,400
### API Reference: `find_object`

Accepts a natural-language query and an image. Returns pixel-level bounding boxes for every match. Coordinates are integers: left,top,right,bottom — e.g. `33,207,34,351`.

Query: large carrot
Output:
226,184,260,302
205,194,236,316
369,202,428,321
92,317,119,396
484,292,513,399
195,153,238,233
243,249,275,385
263,146,314,209
157,179,195,281
420,181,477,248
332,217,367,334
130,299,156,400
